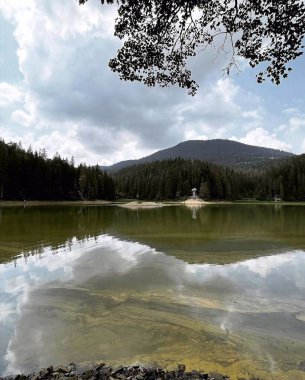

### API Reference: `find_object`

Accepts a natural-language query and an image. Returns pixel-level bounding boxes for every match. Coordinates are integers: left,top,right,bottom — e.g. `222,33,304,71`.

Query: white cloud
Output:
242,110,263,121
0,303,15,323
214,78,238,103
184,130,209,141
301,139,305,154
286,116,305,132
0,0,300,164
282,107,299,115
275,114,305,145
22,126,104,164
1,1,267,164
0,82,24,107
11,110,33,127
235,127,292,151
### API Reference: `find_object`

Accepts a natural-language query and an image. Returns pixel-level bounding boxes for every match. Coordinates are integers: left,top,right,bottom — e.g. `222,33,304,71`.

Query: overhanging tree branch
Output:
78,0,305,95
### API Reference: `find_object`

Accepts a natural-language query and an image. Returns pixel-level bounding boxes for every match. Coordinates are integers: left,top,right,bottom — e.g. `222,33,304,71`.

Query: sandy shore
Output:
0,200,113,206
183,198,207,206
119,201,165,209
1,199,301,208
0,199,208,208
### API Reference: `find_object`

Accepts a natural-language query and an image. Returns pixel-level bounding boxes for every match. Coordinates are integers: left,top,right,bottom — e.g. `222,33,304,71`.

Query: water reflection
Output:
1,234,305,379
2,204,305,265
183,205,204,220
112,205,305,265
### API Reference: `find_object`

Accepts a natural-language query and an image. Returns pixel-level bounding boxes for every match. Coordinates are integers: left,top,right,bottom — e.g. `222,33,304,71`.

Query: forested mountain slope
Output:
103,139,293,171
256,154,305,201
114,154,305,201
114,158,255,200
1,138,304,202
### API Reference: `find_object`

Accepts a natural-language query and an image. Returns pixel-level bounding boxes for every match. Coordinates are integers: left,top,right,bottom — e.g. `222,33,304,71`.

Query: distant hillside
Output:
257,154,305,201
102,139,294,171
114,154,305,202
113,157,252,201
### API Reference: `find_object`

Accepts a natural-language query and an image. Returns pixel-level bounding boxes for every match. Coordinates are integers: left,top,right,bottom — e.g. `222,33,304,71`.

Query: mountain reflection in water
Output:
0,233,305,379
1,204,305,266
1,205,305,380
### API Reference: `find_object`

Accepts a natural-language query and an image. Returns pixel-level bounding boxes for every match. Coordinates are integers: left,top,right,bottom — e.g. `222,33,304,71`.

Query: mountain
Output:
102,139,294,171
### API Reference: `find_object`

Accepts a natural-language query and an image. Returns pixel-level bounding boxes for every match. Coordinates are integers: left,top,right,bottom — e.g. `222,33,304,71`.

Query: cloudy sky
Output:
1,0,305,165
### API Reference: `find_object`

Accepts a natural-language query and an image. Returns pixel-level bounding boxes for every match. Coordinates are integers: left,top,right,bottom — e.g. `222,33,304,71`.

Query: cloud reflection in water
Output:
1,235,305,377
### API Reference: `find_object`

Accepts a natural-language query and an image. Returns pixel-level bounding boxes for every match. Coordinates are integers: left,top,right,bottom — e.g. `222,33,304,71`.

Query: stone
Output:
298,361,305,371
74,364,95,377
209,373,229,380
95,364,106,372
53,366,70,373
199,374,209,380
31,368,50,380
3,362,262,380
112,366,124,376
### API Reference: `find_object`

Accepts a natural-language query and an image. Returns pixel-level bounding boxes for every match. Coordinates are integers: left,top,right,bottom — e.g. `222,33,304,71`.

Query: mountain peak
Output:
102,139,293,171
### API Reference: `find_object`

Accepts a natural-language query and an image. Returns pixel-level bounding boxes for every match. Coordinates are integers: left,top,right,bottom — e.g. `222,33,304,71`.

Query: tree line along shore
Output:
1,139,305,202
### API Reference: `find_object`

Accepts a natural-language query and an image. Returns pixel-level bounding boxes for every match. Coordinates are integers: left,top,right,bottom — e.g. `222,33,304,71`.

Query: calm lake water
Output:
1,204,305,380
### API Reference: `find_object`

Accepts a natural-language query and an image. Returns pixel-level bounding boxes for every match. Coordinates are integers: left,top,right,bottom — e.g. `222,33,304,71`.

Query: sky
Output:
0,0,305,166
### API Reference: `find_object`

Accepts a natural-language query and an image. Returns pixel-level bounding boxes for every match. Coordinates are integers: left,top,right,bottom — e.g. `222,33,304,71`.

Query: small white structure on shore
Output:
191,187,197,199
183,187,206,207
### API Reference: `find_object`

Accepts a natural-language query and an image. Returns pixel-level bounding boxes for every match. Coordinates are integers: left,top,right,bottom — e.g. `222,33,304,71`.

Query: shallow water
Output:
1,205,305,379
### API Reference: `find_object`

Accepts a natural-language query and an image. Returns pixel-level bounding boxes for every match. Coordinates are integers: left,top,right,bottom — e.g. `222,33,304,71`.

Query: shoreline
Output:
0,362,233,380
118,201,166,209
0,200,114,207
1,199,305,207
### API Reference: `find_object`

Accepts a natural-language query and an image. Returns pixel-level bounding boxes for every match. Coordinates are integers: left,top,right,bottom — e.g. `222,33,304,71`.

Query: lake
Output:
1,204,305,380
